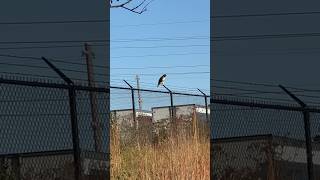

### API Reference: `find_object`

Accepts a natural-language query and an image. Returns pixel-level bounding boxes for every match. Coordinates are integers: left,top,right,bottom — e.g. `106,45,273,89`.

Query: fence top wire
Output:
211,95,320,113
110,86,208,97
2,76,320,112
0,76,208,98
0,77,110,93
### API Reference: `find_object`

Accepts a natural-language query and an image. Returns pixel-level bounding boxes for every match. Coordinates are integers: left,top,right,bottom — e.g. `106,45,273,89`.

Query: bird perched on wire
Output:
157,74,167,87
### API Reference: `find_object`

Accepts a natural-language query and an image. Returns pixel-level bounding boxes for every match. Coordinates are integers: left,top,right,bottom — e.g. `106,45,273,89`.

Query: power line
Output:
111,19,209,28
212,11,320,19
3,31,320,45
111,36,208,43
212,85,285,94
0,19,109,25
211,78,320,93
1,10,320,26
0,54,109,69
213,32,320,41
111,44,209,49
4,32,320,47
0,61,107,77
214,48,320,57
0,44,107,50
111,52,208,59
112,71,209,76
111,64,208,70
211,78,278,88
0,39,108,45
211,79,320,102
0,36,208,45
0,62,49,70
0,44,208,51
287,86,320,93
0,71,110,85
0,61,207,77
0,53,209,70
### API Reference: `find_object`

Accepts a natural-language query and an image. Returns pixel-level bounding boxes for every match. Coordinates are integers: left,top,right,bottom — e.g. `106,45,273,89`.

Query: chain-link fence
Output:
0,78,110,180
110,86,210,179
210,95,320,180
0,77,211,180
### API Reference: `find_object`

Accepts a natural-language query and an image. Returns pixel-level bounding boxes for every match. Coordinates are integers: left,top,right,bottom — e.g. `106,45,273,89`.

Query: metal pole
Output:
279,85,314,180
304,110,314,180
198,89,209,122
69,87,81,180
163,85,177,140
124,80,136,126
163,85,174,121
12,156,20,180
42,57,81,180
124,80,140,150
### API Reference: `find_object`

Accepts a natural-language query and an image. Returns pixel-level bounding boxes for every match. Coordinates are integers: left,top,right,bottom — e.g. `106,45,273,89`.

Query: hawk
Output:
157,74,167,87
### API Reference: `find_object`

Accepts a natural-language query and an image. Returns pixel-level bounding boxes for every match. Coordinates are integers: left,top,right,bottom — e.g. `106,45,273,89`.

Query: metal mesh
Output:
210,96,320,180
0,78,210,179
0,79,110,180
75,89,109,177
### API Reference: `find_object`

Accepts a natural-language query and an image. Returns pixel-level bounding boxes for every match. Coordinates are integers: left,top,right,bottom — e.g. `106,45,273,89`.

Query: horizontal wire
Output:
0,19,109,25
2,10,320,26
212,11,320,19
0,44,107,50
111,52,208,59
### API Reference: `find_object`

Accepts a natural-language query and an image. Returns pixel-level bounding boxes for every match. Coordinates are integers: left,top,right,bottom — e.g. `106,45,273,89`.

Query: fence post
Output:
123,80,136,127
198,89,209,123
123,80,141,150
42,57,81,180
279,85,314,180
163,85,175,122
69,87,82,180
163,85,177,140
12,156,20,180
304,110,313,180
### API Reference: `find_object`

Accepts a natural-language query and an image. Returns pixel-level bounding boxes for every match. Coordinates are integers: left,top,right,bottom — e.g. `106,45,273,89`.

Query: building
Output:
152,104,210,140
0,150,109,179
211,134,320,180
152,104,210,123
110,109,152,125
110,109,153,145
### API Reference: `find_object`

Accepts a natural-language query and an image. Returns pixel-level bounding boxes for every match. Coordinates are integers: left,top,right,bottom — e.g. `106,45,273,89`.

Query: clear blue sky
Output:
110,0,210,95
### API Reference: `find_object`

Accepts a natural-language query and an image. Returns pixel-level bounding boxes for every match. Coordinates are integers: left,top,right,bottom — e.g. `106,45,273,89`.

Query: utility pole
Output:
83,43,103,153
136,75,143,115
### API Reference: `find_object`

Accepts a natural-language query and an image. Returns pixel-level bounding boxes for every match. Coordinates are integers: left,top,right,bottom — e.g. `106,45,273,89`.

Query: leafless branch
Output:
109,0,155,14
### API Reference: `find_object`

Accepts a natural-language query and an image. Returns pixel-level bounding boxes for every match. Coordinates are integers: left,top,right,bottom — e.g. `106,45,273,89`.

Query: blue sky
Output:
110,0,210,95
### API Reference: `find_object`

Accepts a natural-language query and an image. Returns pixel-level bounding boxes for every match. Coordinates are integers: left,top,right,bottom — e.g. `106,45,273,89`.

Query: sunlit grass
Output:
110,117,210,180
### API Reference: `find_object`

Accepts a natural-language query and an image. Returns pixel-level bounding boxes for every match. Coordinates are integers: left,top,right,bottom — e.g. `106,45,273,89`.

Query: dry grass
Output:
110,120,210,180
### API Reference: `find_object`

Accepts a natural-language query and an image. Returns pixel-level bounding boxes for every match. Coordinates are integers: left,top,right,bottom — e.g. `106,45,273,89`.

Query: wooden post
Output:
84,43,103,153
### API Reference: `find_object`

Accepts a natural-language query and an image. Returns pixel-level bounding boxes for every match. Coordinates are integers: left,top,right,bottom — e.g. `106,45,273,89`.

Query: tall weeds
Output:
110,111,210,180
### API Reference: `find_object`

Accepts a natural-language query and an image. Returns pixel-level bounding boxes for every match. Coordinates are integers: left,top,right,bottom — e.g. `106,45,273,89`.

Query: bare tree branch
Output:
109,0,155,14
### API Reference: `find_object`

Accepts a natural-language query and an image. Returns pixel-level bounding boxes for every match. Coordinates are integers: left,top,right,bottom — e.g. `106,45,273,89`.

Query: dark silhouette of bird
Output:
157,74,167,87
